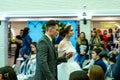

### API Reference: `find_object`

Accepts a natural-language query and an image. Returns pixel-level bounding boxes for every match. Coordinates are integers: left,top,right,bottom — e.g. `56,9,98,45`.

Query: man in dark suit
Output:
35,20,72,80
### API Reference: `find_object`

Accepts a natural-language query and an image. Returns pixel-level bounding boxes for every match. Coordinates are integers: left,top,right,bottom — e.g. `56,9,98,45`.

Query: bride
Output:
57,24,81,80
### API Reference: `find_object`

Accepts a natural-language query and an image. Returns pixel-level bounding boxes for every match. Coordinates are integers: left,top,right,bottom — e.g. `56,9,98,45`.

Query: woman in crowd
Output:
17,42,37,80
102,30,108,48
89,30,101,51
0,66,17,80
57,24,81,80
88,65,104,80
76,32,89,68
97,28,103,40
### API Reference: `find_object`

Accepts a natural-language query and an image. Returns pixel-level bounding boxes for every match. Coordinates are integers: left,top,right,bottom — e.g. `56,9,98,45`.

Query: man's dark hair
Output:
22,27,29,38
92,48,102,55
107,53,116,63
0,66,17,80
46,20,58,31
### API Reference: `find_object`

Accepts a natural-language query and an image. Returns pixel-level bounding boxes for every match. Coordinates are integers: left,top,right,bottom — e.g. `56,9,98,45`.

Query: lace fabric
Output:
57,39,81,80
58,40,76,62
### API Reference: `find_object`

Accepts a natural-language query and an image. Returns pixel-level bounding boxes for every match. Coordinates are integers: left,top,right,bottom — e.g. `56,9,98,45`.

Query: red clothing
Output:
102,35,108,48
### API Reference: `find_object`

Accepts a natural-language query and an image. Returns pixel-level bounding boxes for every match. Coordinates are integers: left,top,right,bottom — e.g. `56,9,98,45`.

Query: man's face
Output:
20,30,23,36
50,25,59,38
91,51,97,60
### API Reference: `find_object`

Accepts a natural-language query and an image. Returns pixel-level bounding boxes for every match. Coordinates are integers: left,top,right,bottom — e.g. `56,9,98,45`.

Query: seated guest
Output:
105,53,116,80
91,48,107,73
69,70,89,80
0,66,17,80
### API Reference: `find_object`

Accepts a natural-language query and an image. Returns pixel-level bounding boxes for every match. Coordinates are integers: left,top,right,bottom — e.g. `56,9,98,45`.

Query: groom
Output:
35,20,72,80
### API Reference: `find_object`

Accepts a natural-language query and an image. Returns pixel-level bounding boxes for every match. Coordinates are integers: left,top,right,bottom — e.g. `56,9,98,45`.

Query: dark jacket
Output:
35,35,67,80
95,59,107,73
113,53,120,80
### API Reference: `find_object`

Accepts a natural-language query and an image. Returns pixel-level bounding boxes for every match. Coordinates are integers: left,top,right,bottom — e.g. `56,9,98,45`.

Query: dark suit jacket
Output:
113,53,120,80
35,35,67,80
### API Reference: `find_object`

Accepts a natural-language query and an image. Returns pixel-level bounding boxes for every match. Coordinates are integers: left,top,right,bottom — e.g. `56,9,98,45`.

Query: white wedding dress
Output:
57,39,81,80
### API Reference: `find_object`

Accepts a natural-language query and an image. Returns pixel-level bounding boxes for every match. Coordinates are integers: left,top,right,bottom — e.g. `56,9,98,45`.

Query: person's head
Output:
107,53,116,64
99,50,108,60
103,30,107,35
80,32,86,40
91,48,102,60
0,66,17,80
97,28,102,35
20,29,23,36
93,28,96,31
91,30,98,37
61,24,74,38
108,28,113,33
22,27,30,38
31,42,37,54
88,65,104,80
45,20,59,38
69,70,89,80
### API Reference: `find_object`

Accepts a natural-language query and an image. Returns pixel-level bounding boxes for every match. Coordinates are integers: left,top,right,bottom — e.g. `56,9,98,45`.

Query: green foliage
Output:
42,20,65,34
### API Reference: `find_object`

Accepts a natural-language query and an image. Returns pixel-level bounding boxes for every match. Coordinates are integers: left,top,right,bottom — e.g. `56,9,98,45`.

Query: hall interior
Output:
8,16,120,66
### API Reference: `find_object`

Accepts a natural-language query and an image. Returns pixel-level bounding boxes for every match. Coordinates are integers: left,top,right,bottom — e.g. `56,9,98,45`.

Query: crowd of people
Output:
1,20,120,80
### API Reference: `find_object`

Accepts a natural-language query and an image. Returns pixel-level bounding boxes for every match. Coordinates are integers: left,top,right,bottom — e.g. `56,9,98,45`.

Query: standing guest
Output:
57,24,81,80
69,70,89,80
35,20,72,80
102,30,108,48
114,37,120,53
115,28,120,40
14,29,23,64
21,27,32,60
89,30,101,51
88,65,104,80
97,28,103,40
108,28,114,51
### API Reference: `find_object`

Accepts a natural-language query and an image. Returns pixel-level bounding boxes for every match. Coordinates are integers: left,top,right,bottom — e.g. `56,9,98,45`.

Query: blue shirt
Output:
95,59,107,73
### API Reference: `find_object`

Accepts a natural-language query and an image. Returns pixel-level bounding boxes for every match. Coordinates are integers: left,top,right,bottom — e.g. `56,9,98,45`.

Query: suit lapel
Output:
44,35,57,58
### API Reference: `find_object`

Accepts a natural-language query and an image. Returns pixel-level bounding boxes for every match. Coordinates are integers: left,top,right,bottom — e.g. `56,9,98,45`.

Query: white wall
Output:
0,0,120,16
0,0,120,11
10,22,26,37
